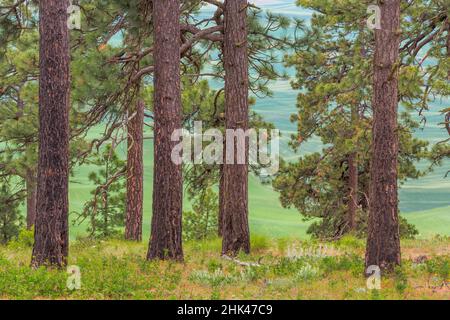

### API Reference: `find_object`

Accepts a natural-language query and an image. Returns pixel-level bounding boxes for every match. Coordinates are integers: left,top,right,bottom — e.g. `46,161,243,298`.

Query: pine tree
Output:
273,0,428,240
31,0,71,268
402,0,450,169
183,188,219,241
75,145,126,239
221,0,250,255
147,0,184,261
0,2,39,230
365,0,402,272
184,1,293,242
0,178,23,245
125,100,145,241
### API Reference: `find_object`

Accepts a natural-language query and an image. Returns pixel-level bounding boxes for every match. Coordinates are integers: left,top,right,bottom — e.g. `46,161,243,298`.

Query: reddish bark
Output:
147,0,184,261
365,0,402,272
348,106,359,232
218,164,224,237
347,153,358,231
125,100,144,241
32,0,70,268
447,21,449,80
221,0,250,256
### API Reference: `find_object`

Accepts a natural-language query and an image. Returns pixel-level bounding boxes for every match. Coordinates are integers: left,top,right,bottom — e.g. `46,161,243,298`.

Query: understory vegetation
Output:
0,232,448,300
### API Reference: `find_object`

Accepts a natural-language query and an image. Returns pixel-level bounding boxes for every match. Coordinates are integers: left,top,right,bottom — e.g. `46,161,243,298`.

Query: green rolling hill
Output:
67,128,449,240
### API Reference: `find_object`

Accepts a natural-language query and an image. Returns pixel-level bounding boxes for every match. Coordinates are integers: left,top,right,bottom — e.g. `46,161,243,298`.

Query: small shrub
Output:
8,228,34,249
73,145,126,239
273,257,306,276
432,234,450,243
0,265,68,299
240,266,266,282
399,216,419,239
319,254,363,276
207,259,223,273
0,182,23,245
295,264,321,282
189,269,237,287
394,266,408,294
336,235,364,250
425,256,449,287
183,188,218,241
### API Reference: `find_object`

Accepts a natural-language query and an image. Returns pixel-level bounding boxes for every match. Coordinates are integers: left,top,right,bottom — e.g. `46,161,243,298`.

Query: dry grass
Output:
0,235,448,300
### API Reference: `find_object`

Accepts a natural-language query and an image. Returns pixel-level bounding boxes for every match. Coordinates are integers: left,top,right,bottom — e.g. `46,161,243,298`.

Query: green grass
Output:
1,235,449,300
406,206,450,238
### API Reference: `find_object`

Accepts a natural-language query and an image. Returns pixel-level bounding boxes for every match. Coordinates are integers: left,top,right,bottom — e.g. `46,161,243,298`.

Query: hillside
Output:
67,134,449,240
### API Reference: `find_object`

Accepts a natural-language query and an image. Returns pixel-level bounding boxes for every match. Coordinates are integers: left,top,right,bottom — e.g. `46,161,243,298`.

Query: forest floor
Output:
0,233,449,300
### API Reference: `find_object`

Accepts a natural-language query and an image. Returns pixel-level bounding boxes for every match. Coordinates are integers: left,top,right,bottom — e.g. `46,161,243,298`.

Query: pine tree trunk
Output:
32,0,70,268
348,152,358,231
221,0,250,256
365,0,401,272
125,100,144,241
147,0,183,261
218,164,225,237
447,20,449,80
103,159,110,238
26,169,37,230
218,17,226,239
347,105,359,232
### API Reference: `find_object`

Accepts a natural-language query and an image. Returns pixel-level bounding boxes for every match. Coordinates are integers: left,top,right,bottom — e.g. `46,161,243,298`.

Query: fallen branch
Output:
222,255,262,267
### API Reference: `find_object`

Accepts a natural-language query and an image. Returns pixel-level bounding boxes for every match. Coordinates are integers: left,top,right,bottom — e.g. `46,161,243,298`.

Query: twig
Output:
222,255,261,267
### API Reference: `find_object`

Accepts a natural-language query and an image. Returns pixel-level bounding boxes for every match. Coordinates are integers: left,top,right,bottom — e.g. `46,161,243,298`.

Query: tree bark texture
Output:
347,105,359,232
447,20,449,80
221,0,250,256
125,100,144,241
347,152,358,231
218,164,225,237
365,0,401,272
147,0,184,261
32,0,70,268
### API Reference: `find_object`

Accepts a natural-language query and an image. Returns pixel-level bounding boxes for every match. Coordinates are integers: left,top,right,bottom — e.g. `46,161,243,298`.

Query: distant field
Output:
66,127,449,241
406,206,450,238
68,127,311,240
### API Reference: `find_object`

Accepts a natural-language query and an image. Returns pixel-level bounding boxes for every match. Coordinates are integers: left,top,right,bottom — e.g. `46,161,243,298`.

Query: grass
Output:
11,126,445,300
406,206,450,238
0,234,448,300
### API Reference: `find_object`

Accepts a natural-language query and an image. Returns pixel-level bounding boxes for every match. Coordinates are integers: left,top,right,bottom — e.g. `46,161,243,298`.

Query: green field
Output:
66,126,449,241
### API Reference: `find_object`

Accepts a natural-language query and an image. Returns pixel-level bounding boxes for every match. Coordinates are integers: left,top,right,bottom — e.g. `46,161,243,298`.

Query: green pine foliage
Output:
74,145,126,239
183,188,219,241
0,179,23,244
273,0,431,239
